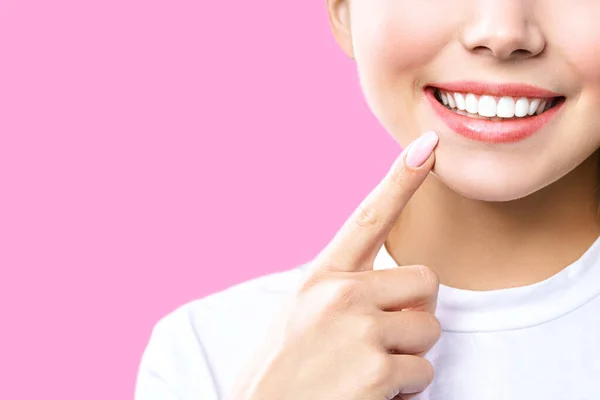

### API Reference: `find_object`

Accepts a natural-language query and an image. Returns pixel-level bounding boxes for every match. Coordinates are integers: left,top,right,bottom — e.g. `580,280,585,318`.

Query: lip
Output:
427,81,563,98
424,87,565,144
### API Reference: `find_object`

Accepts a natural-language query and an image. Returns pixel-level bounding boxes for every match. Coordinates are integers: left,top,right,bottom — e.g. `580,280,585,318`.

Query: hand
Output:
227,130,441,400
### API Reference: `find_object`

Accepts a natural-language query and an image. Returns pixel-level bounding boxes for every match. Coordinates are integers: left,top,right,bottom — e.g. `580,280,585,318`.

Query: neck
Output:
386,150,600,291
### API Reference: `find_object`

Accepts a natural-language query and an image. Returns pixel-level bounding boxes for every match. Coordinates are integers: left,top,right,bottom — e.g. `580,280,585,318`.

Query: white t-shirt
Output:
135,236,600,400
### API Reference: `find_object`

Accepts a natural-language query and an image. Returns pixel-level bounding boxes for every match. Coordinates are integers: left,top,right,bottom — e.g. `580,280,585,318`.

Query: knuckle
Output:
402,357,435,389
365,354,393,387
352,204,381,228
414,312,442,352
388,161,410,187
421,358,435,386
427,314,442,341
413,264,440,292
324,279,363,312
357,315,380,343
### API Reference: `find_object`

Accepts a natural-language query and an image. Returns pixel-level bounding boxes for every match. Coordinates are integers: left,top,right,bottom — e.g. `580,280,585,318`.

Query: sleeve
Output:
134,309,221,400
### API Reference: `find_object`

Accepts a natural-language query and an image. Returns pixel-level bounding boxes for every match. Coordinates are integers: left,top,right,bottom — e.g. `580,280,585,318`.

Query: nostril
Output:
470,46,539,60
471,46,494,56
510,48,535,59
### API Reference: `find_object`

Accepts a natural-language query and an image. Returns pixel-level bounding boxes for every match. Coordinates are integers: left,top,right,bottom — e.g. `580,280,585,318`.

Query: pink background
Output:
0,0,402,398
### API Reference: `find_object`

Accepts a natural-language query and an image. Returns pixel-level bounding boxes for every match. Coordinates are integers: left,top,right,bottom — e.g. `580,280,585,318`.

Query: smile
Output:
425,81,566,143
434,89,562,120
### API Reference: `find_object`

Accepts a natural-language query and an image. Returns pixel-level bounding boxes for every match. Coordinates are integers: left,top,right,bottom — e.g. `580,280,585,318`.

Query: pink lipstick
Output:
425,81,565,143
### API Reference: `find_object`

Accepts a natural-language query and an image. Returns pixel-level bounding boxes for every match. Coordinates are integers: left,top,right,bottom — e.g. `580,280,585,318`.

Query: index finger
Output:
314,130,439,272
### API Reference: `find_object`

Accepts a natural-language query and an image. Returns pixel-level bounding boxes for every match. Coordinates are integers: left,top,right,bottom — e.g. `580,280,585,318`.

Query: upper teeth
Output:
438,90,552,118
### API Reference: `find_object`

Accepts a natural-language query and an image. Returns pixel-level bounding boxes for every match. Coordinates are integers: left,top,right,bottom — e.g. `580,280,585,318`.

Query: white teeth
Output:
536,100,547,115
465,94,478,114
528,99,540,115
478,96,496,117
497,96,515,118
441,92,448,105
515,97,529,117
447,93,456,108
436,90,557,119
454,93,466,110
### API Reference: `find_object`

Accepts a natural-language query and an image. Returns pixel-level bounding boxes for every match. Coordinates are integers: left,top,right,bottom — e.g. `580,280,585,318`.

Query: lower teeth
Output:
450,108,512,121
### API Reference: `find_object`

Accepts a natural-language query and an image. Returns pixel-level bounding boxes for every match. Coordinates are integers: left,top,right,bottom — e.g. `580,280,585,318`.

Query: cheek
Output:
351,2,457,80
547,5,600,92
570,44,600,84
560,36,600,93
360,23,444,73
554,18,600,142
351,4,458,135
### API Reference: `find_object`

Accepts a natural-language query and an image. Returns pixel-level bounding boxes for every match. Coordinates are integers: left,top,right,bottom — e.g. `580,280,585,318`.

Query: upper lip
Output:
427,81,563,99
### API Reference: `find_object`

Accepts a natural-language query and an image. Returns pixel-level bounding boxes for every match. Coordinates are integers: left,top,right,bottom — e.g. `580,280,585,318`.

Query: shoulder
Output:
135,264,309,400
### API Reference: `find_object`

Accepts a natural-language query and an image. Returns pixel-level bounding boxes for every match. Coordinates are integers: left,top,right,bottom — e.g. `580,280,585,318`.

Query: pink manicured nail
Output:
404,131,439,168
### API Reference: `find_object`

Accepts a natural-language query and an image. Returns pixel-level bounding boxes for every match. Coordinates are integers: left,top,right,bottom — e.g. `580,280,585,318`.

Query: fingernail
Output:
404,131,439,168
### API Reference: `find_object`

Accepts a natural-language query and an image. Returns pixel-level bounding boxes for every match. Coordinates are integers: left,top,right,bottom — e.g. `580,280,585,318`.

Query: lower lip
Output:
425,88,565,143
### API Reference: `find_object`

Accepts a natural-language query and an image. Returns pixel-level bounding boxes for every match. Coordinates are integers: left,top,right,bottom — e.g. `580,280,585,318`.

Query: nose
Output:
460,0,546,61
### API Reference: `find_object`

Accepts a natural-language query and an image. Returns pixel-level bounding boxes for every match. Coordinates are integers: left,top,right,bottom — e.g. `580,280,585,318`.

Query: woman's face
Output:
329,0,600,201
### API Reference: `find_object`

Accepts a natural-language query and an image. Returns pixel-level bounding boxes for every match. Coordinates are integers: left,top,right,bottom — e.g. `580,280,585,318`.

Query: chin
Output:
430,149,557,202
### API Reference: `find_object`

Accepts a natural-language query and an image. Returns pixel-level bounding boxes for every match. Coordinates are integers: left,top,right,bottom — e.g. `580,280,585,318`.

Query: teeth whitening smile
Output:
433,88,561,121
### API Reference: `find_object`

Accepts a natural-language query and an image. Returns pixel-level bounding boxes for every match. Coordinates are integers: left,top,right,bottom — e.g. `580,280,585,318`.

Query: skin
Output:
327,0,600,290
227,136,441,400
226,2,600,399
